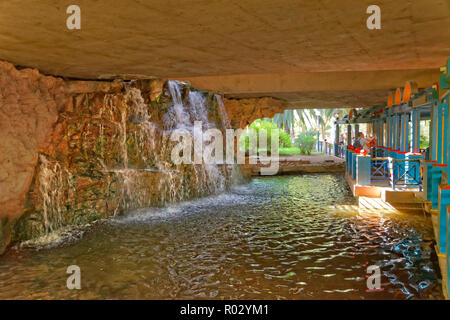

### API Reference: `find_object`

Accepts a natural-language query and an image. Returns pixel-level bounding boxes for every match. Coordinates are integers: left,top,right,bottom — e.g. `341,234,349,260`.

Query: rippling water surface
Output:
0,174,443,299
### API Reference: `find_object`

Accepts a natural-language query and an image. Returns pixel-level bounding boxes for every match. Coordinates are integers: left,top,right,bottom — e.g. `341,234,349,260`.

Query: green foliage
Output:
294,130,317,155
271,108,350,142
278,146,302,155
279,130,292,148
239,119,292,153
420,134,429,148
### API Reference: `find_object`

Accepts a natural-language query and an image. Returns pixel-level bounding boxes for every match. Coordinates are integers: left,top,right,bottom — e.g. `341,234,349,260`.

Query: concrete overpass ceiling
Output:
0,0,448,107
227,90,389,109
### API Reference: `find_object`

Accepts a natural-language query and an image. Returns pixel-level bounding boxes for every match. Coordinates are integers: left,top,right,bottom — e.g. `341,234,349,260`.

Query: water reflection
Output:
0,174,443,299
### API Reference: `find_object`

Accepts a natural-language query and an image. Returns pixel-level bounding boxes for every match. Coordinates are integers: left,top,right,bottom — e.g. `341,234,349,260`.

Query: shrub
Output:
294,131,317,155
279,130,292,148
239,119,292,153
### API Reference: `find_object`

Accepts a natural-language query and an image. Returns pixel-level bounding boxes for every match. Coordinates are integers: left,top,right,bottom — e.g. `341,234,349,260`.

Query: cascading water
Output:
215,94,231,129
216,93,246,186
22,80,237,243
37,155,72,234
162,81,227,195
126,80,234,204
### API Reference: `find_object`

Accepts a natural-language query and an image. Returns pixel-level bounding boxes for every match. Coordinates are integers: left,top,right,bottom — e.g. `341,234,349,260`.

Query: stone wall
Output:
0,61,233,253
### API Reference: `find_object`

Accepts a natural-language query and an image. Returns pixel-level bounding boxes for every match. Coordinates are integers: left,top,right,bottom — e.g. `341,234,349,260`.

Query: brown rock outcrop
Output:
0,61,67,219
222,97,289,129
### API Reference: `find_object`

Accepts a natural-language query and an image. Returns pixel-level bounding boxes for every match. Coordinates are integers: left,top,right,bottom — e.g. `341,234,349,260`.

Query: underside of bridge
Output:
0,0,448,108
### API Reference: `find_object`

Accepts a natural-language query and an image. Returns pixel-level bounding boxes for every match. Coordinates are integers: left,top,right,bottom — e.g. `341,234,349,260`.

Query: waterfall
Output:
108,81,229,210
188,90,211,128
27,80,237,242
215,94,231,129
215,94,246,186
163,81,227,195
37,155,72,234
164,81,191,129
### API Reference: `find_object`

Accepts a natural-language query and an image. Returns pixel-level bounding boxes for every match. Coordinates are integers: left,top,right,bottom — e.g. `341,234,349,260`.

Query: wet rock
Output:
0,63,234,253
0,61,67,252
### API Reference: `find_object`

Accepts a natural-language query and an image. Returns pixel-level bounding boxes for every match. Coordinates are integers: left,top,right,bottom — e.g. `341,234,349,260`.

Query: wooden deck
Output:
345,172,423,204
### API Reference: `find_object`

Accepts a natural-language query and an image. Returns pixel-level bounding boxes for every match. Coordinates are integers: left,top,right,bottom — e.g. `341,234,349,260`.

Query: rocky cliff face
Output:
0,61,234,253
0,61,68,252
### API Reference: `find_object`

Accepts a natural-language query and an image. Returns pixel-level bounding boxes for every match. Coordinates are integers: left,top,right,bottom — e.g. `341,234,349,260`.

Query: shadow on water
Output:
0,173,444,299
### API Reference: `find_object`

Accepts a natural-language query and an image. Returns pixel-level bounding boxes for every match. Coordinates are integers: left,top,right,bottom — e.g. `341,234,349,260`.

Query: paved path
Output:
277,153,345,163
241,153,345,176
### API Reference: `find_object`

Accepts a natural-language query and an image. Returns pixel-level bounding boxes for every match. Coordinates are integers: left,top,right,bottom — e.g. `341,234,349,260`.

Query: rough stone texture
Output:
0,61,67,220
0,61,232,253
223,97,288,129
0,1,448,107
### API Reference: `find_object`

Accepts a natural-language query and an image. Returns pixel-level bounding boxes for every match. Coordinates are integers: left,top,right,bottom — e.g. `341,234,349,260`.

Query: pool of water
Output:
0,174,443,299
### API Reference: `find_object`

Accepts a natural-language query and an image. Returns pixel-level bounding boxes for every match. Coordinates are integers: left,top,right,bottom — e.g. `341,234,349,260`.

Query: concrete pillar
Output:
438,186,450,255
348,150,353,174
352,151,357,180
431,164,447,209
422,160,437,201
345,124,352,165
445,93,450,178
431,101,439,162
429,97,449,206
437,102,449,165
429,111,433,160
356,155,371,186
393,115,401,150
334,123,340,156
347,124,352,147
411,110,421,153
376,119,382,145
372,120,378,145
399,114,410,152
421,97,447,207
386,116,391,148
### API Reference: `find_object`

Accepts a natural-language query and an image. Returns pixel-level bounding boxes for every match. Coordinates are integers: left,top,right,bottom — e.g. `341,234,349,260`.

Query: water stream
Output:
0,174,443,299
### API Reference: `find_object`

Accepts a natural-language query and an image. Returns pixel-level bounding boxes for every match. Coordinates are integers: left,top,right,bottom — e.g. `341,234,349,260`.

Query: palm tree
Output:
270,109,315,137
297,109,317,132
271,110,296,135
270,108,350,140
